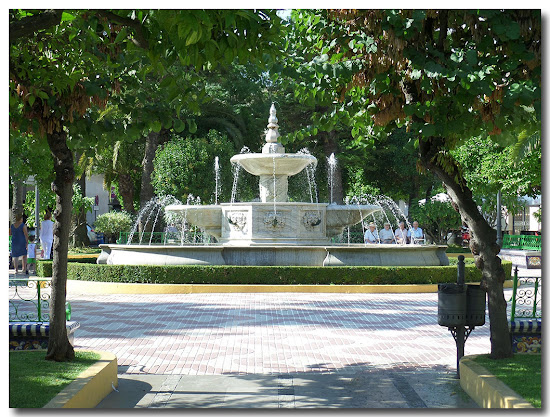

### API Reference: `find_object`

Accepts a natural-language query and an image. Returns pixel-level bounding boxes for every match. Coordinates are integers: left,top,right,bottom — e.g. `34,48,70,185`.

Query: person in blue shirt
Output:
407,221,425,244
364,223,380,244
9,212,28,274
379,222,395,244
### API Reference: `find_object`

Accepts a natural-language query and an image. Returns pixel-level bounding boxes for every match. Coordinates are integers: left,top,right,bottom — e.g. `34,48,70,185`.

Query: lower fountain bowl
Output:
97,243,449,266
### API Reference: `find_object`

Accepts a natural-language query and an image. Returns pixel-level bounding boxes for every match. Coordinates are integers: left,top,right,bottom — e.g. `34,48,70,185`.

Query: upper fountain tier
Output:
164,103,382,246
230,103,317,202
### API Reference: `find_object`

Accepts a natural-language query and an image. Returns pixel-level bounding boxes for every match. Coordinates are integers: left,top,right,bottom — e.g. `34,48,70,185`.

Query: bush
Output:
35,262,502,285
36,260,52,278
446,244,471,253
36,260,513,285
93,211,133,243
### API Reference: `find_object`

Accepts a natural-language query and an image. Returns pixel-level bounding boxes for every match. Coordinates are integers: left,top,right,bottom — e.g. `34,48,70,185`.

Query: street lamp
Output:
24,176,40,242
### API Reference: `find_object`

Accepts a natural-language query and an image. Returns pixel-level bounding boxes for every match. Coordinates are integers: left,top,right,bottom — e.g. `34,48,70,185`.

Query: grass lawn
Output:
473,354,541,408
68,247,101,256
9,350,101,408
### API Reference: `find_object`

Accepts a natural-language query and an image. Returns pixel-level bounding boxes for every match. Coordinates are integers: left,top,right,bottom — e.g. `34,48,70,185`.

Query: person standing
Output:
364,223,380,244
394,221,408,244
408,221,425,244
9,212,28,274
40,211,54,260
27,235,37,275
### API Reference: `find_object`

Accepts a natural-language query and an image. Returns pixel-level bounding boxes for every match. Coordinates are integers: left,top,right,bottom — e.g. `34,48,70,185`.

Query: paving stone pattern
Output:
72,292,493,376
62,290,514,408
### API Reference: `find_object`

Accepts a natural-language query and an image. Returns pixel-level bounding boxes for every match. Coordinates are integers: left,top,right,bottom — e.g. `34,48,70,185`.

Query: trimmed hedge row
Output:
36,261,512,285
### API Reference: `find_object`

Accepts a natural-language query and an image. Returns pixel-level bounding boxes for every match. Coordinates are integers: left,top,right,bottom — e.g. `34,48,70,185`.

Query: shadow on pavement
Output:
97,362,477,409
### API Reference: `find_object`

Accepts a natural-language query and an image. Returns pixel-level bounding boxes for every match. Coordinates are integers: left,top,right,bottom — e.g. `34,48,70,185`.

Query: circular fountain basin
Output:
97,243,449,266
230,153,317,176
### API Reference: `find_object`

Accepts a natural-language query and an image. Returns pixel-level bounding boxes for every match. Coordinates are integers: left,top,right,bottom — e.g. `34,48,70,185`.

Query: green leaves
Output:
173,118,185,133
187,119,197,133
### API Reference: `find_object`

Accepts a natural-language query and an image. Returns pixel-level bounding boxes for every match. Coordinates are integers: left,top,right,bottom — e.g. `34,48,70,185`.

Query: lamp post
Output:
496,190,502,247
24,176,40,242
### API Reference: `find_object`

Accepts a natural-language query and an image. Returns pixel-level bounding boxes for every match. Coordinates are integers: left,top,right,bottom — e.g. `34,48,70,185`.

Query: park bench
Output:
9,277,80,350
508,263,541,354
9,321,80,351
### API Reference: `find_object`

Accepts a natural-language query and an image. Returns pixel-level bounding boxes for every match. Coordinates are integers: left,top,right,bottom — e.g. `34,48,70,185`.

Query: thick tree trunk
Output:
45,129,75,362
321,130,344,204
419,137,512,358
118,172,136,214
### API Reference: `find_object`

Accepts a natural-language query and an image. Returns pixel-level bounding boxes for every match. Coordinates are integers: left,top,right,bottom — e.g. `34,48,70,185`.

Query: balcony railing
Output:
502,234,541,251
510,268,542,321
9,278,52,322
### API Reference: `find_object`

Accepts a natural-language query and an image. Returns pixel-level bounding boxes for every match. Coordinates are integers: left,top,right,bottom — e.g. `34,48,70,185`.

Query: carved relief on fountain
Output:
227,211,248,233
302,211,322,230
263,211,286,230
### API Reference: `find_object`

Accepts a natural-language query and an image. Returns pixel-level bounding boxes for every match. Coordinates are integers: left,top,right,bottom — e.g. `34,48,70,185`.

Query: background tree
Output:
452,136,540,228
408,198,462,244
151,130,240,203
285,9,541,358
10,9,127,361
9,8,282,361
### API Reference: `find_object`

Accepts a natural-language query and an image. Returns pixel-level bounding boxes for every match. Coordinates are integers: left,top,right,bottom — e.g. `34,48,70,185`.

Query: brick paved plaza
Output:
72,291,496,376
10,276,516,407
64,289,513,408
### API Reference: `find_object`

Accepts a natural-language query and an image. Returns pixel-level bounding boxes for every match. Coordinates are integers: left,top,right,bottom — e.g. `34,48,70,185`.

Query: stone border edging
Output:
43,350,118,408
459,355,534,408
67,279,513,294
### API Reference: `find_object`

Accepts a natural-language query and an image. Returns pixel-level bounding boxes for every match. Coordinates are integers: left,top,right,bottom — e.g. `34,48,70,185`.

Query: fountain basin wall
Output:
97,244,449,267
164,202,381,246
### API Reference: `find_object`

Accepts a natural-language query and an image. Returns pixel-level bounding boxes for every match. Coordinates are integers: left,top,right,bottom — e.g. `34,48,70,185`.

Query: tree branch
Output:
10,9,63,43
94,10,149,49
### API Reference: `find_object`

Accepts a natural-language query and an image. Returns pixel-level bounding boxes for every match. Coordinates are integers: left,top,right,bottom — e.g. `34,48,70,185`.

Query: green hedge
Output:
446,245,471,253
35,261,511,285
36,260,52,277
67,256,99,263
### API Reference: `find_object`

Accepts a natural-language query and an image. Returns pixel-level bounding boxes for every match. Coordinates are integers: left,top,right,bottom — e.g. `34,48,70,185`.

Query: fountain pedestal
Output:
259,175,288,203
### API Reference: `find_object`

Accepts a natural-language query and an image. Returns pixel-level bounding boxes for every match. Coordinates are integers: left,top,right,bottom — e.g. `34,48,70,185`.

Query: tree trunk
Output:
321,130,344,204
140,130,159,209
71,168,90,247
419,137,512,358
45,129,75,362
138,131,160,234
11,177,25,222
118,172,136,214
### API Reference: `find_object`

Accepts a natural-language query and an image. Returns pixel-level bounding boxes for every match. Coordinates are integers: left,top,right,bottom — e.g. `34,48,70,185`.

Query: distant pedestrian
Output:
40,211,54,260
10,212,28,274
27,235,37,275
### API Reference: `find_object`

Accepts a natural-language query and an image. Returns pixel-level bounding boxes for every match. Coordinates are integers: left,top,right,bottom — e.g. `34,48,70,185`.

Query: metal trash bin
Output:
465,284,486,326
438,283,467,327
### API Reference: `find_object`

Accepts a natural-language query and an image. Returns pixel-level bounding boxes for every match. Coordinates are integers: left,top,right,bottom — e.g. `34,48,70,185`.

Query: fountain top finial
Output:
265,103,280,145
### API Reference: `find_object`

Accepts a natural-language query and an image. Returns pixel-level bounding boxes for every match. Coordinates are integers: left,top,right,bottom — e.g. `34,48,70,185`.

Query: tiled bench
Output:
509,319,541,354
9,321,80,350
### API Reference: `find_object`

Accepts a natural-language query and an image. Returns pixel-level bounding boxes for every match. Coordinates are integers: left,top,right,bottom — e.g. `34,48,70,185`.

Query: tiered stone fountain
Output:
98,105,448,266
